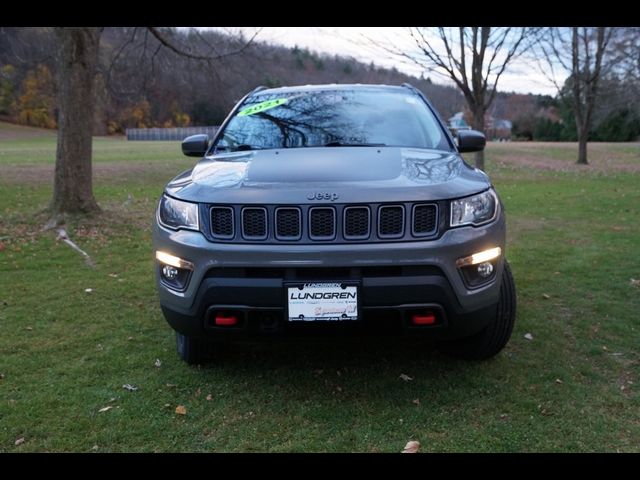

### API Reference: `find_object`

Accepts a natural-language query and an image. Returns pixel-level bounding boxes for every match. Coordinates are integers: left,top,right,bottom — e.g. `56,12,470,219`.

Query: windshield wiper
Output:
235,144,261,151
213,144,260,152
323,141,386,147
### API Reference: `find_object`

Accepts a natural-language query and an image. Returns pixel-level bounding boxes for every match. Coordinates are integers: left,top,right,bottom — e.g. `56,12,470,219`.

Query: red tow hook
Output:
411,312,437,325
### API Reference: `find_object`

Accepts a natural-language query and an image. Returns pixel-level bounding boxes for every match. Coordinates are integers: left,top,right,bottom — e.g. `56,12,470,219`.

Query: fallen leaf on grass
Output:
542,293,550,299
15,437,25,446
412,398,421,406
402,440,420,453
26,326,33,331
154,359,162,368
555,378,563,384
175,405,187,415
524,333,534,341
122,384,138,392
98,406,113,413
399,374,414,382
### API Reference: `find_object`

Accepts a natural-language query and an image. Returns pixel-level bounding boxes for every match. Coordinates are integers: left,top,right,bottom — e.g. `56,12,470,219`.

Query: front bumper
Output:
153,211,506,340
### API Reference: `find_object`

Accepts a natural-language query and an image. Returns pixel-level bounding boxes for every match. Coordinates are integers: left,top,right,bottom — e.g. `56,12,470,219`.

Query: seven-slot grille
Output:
276,208,302,239
242,207,267,239
309,207,336,239
412,204,438,235
210,207,234,238
344,207,370,239
378,206,405,238
207,203,438,243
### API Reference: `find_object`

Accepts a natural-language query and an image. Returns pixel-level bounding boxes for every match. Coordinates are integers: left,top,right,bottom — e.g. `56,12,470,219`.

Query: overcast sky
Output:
209,27,561,96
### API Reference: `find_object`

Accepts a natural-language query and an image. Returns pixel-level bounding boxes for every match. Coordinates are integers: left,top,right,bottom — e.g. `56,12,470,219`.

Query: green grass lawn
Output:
1,125,639,452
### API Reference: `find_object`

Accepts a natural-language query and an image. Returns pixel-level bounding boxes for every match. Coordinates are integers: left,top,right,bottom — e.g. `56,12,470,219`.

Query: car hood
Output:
165,146,491,203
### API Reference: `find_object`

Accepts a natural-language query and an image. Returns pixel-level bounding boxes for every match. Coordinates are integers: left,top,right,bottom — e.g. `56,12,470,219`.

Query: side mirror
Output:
181,134,210,157
456,130,486,153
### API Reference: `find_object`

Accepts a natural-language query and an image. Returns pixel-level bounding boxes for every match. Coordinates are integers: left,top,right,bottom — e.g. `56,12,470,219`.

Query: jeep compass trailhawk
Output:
153,84,516,364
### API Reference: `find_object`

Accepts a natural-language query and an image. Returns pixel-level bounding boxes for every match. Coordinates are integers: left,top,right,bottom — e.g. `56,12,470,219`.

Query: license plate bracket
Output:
286,281,359,321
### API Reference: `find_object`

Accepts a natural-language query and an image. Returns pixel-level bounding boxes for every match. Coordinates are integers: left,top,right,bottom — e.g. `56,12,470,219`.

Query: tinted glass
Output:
213,89,451,152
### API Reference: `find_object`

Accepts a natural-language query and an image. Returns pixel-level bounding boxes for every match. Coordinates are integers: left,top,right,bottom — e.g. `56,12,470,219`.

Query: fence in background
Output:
126,126,218,141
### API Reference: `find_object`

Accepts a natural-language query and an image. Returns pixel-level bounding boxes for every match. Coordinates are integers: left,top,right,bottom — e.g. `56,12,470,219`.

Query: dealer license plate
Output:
287,283,358,321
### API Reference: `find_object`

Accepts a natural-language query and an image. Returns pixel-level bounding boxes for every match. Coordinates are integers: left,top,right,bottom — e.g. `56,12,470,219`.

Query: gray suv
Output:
153,84,516,364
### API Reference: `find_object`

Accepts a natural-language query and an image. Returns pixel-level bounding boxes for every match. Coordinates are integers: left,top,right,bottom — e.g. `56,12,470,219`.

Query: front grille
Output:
210,207,234,238
344,207,370,239
242,207,267,239
276,208,301,239
309,207,336,239
378,206,405,238
413,204,437,235
205,203,439,243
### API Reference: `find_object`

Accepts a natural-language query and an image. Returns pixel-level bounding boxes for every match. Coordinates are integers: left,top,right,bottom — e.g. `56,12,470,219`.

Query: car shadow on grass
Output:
198,334,481,381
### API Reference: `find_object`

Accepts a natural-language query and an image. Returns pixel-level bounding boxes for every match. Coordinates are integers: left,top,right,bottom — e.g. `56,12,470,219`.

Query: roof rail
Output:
401,82,419,93
250,85,268,94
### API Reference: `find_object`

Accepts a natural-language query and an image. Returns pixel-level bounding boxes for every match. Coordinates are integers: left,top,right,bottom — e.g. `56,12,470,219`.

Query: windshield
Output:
213,89,452,152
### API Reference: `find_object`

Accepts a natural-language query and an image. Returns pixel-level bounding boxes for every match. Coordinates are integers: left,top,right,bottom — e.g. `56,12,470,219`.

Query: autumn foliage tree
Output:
16,64,56,128
0,64,17,114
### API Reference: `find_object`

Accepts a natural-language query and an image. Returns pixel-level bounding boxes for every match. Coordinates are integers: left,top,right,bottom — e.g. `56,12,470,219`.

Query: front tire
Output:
441,260,517,360
176,332,210,365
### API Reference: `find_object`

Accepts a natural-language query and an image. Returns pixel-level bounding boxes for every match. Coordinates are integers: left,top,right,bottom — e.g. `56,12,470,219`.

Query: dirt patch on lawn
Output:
0,121,56,141
488,142,640,173
0,162,176,185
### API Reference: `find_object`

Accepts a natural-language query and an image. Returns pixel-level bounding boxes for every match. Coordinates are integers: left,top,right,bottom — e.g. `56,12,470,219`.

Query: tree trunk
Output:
577,127,589,165
471,106,486,171
50,27,101,218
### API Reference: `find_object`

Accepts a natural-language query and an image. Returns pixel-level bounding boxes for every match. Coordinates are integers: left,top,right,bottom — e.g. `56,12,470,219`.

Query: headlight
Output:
158,194,199,231
450,189,498,227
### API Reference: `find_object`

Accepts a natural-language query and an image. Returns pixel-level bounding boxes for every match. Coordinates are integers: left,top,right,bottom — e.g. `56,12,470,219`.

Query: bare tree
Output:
48,27,260,223
538,27,615,165
373,27,538,170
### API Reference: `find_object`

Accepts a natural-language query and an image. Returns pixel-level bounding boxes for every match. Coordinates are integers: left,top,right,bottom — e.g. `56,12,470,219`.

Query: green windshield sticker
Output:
238,98,288,117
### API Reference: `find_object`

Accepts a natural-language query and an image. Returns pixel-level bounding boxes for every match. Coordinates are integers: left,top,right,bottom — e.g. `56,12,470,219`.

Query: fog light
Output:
156,251,193,291
477,262,494,278
156,251,194,270
456,247,501,268
162,265,179,280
